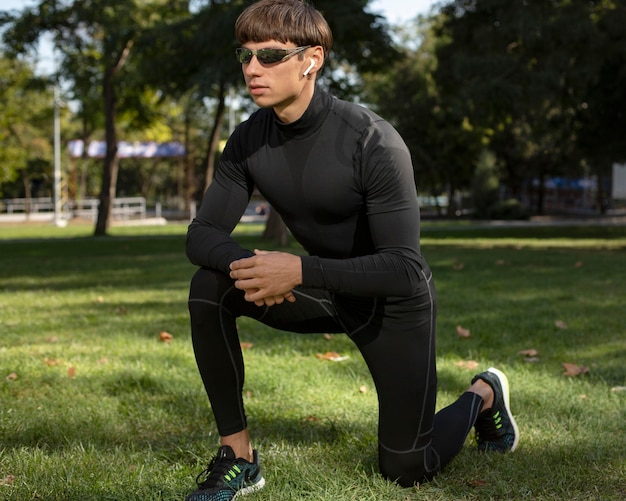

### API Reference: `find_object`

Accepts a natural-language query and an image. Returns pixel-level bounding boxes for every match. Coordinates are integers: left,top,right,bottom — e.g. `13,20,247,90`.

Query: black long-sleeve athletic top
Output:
186,87,427,298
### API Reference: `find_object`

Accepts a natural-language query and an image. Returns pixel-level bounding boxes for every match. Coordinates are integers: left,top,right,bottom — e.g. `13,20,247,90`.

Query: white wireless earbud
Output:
303,59,315,76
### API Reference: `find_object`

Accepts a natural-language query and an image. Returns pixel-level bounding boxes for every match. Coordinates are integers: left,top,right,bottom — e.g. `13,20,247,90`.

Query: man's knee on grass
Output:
379,446,439,487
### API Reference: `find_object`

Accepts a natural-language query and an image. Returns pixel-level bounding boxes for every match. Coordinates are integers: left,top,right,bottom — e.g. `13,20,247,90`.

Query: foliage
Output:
3,1,626,222
0,56,54,195
486,197,529,220
363,0,626,218
361,15,482,216
1,0,191,234
471,149,499,218
312,0,401,98
0,0,402,232
578,2,626,174
433,0,622,214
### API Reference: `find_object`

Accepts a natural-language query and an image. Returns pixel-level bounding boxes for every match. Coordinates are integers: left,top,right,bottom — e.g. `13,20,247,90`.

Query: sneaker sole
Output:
487,367,520,451
233,476,265,499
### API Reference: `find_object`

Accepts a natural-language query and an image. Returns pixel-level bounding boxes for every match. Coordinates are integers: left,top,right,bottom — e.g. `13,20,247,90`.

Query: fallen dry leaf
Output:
495,260,507,266
555,320,568,329
46,336,58,343
315,351,349,362
518,348,539,357
455,360,480,370
456,325,471,338
159,331,174,342
245,390,253,398
574,261,584,268
304,415,320,422
240,342,254,350
6,372,18,381
452,259,465,271
610,386,626,393
43,357,60,366
562,363,589,377
518,348,540,362
0,475,15,486
68,367,76,378
323,333,334,340
469,479,488,486
98,358,108,365
97,296,105,303
359,385,368,394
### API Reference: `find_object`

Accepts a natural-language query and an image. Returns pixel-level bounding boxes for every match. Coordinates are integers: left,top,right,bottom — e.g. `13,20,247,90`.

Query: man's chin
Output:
250,95,273,108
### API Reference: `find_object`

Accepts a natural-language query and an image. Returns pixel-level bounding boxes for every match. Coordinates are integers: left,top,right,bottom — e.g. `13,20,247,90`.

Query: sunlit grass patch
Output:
1,223,624,500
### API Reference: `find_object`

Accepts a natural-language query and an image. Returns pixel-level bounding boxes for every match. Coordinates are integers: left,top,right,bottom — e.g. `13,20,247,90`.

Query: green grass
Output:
1,221,625,500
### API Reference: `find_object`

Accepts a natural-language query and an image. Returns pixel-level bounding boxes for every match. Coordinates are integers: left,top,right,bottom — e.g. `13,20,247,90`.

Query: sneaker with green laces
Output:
472,367,519,452
185,445,265,501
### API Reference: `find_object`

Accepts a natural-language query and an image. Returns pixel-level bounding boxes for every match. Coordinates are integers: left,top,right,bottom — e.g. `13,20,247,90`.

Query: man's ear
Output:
305,46,325,76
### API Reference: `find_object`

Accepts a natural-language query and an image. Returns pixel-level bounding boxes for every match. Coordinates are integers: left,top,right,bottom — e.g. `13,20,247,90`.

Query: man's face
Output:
240,40,314,123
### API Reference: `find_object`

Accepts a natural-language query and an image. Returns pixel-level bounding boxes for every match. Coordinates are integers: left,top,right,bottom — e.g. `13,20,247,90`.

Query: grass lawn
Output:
1,220,625,500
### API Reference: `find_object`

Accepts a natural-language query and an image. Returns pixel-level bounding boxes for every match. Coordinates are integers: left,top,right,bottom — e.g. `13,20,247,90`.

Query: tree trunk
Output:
94,39,133,236
262,208,289,246
536,169,546,216
95,67,119,236
181,98,195,214
445,181,456,217
203,80,227,193
22,170,31,218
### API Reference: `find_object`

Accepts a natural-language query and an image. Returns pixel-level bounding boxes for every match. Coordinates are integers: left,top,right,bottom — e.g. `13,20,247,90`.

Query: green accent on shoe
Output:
472,367,520,453
185,445,265,501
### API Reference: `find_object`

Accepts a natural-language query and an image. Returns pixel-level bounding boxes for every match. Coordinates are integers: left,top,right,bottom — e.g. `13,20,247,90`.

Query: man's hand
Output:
229,250,302,306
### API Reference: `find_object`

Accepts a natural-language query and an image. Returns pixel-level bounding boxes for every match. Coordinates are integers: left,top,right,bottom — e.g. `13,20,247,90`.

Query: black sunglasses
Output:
235,45,311,64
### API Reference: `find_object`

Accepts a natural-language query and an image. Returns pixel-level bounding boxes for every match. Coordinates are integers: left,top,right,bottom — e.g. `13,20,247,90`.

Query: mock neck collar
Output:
273,86,332,138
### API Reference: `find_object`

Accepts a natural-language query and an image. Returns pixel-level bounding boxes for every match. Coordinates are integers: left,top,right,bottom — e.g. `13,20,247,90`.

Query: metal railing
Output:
0,197,146,221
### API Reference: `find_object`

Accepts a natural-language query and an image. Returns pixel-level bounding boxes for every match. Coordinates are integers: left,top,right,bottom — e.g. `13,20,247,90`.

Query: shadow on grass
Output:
3,233,625,421
2,376,375,455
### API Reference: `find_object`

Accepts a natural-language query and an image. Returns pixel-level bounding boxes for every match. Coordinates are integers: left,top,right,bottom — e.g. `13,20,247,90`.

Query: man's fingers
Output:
233,277,260,291
230,268,254,280
229,255,256,271
245,290,296,307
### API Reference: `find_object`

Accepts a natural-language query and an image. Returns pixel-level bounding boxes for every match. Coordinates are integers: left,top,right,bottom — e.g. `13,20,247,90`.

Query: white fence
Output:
0,197,146,221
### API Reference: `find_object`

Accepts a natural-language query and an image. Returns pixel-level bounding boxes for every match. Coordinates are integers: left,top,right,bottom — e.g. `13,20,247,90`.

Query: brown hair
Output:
235,0,333,60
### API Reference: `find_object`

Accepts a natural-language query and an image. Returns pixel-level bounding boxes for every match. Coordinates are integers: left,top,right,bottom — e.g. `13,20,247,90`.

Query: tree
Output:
577,2,626,210
1,0,190,234
362,13,483,216
136,0,244,199
434,0,604,214
3,0,398,239
0,55,54,205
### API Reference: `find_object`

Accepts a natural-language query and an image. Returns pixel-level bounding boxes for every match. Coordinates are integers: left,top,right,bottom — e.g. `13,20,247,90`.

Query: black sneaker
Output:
472,367,519,452
185,445,265,501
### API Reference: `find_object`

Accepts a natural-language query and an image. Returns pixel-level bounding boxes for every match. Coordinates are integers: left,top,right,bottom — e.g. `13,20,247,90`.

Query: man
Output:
185,1,519,500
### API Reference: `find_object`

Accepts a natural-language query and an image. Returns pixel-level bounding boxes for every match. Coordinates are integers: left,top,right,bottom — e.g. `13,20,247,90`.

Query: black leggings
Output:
188,267,482,486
